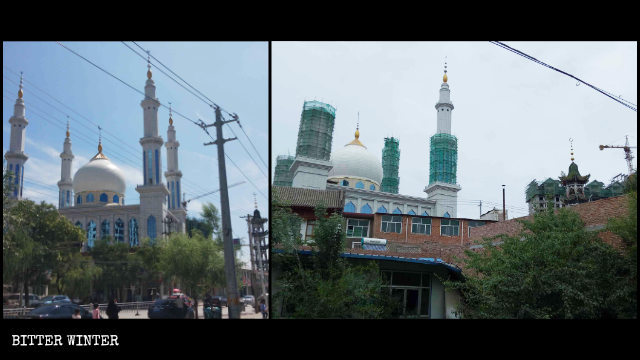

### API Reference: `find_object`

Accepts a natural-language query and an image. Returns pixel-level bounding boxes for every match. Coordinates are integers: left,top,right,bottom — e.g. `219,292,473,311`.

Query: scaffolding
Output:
273,155,295,187
381,137,400,193
429,133,458,185
295,101,336,161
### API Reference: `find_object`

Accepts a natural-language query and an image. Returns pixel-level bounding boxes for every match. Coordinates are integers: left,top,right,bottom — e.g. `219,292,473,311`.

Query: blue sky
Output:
272,42,637,219
3,41,268,267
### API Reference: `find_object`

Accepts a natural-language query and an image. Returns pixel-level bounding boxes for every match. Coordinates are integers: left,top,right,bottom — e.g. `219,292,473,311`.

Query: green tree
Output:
3,199,84,306
447,205,636,318
201,202,221,242
186,217,214,240
90,237,140,301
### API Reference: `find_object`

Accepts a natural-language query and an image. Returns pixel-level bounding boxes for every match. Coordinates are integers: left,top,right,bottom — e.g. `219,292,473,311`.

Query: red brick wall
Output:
369,214,468,246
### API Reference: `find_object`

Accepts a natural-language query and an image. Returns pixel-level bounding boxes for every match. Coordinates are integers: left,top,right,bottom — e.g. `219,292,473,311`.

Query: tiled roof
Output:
469,195,630,243
272,186,345,209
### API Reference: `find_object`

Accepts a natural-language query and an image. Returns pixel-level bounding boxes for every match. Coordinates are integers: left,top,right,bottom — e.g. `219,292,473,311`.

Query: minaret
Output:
425,61,461,217
136,53,169,240
164,104,186,233
4,72,29,200
57,119,74,208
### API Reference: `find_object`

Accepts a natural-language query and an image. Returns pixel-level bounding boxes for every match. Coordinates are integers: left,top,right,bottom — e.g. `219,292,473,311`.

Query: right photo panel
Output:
270,41,638,319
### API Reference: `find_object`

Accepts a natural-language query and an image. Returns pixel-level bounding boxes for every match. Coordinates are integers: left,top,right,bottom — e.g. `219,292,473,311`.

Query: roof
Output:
272,186,345,209
469,195,629,243
559,162,590,185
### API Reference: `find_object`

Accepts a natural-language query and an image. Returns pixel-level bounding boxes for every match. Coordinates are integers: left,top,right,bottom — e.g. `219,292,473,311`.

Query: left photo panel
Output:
2,41,269,322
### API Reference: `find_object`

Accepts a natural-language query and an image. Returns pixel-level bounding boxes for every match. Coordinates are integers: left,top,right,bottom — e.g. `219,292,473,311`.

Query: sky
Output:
3,41,269,267
271,41,637,220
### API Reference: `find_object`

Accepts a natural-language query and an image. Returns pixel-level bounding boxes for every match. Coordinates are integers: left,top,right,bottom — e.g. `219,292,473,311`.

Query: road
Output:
118,304,265,319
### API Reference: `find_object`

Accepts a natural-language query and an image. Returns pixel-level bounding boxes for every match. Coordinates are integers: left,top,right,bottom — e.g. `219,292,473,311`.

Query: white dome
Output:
328,142,383,185
73,154,126,195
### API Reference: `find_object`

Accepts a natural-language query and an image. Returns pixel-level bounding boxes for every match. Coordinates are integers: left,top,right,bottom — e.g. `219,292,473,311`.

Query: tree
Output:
186,217,214,240
3,199,84,306
447,205,636,318
201,202,221,242
90,237,140,302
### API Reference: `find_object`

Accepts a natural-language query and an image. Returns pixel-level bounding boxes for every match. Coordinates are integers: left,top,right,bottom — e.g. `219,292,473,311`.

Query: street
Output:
117,304,265,319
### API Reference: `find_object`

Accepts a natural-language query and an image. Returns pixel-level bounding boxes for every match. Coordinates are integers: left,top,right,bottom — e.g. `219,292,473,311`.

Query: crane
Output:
599,135,637,175
181,181,246,208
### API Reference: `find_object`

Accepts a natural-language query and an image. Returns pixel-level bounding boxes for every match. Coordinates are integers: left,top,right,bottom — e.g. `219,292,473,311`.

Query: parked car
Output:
148,297,195,319
39,295,72,306
26,303,92,319
3,293,42,308
241,295,255,306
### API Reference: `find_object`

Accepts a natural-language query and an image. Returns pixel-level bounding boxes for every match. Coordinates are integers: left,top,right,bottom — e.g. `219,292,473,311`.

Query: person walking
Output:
259,299,268,319
92,303,101,319
106,298,120,319
72,308,82,319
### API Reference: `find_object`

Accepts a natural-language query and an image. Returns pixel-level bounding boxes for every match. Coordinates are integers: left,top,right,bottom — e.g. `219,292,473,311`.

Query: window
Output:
346,219,369,238
370,184,375,191
411,217,431,235
344,201,356,213
381,215,402,233
87,221,97,248
129,218,139,247
77,195,82,205
86,193,94,202
114,219,125,243
100,193,108,202
113,194,119,203
376,205,387,214
360,203,372,214
143,149,147,184
305,221,315,240
467,220,485,236
355,181,364,189
342,180,349,186
155,149,160,184
392,207,402,214
66,191,70,207
75,221,82,228
101,220,110,238
147,150,153,184
177,181,180,207
147,215,157,241
382,271,431,318
440,219,460,236
407,210,416,215
443,212,451,218
422,211,429,216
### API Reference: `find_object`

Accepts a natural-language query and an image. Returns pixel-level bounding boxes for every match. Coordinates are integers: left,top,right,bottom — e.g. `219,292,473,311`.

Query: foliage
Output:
272,200,393,318
89,237,141,300
447,205,636,318
186,217,214,240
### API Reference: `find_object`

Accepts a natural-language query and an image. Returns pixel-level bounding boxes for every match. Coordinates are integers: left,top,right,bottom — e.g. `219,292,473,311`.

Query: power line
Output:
490,41,637,112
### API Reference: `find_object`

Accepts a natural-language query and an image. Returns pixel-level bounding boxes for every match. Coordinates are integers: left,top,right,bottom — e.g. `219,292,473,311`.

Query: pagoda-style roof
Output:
559,162,590,185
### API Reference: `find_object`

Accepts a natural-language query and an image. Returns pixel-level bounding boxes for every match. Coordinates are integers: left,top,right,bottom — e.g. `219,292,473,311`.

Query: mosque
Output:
5,63,187,251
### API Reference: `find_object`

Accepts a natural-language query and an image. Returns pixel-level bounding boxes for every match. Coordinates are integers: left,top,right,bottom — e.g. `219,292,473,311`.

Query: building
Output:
4,62,187,254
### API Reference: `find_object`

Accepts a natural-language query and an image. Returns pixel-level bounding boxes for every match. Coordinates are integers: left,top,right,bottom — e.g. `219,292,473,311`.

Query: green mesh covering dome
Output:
429,133,458,185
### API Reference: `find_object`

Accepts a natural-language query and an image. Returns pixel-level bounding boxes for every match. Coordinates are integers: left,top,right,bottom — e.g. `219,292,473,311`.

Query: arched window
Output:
342,180,349,186
392,207,402,214
114,219,125,243
77,195,82,205
370,184,376,191
147,150,153,185
100,193,108,202
177,181,180,207
422,211,429,216
443,212,451,218
147,215,157,241
66,191,70,207
408,209,416,215
155,149,160,184
376,205,387,214
113,194,119,204
361,203,373,214
344,202,356,213
101,220,110,238
355,181,364,189
75,221,82,228
129,218,139,247
87,221,97,248
86,193,94,202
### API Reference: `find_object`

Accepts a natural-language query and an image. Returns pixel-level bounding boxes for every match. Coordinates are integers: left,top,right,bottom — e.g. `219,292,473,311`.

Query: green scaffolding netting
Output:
429,133,457,185
381,137,400,193
295,101,335,161
273,155,295,187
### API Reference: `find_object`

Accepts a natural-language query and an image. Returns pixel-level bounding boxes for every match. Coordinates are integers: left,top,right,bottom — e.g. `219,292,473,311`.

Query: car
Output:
212,296,227,307
39,295,72,306
241,295,255,305
26,303,92,319
148,297,195,319
3,293,42,308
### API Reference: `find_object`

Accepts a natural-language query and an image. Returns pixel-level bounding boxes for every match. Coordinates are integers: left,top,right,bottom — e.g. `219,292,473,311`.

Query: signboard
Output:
361,238,387,245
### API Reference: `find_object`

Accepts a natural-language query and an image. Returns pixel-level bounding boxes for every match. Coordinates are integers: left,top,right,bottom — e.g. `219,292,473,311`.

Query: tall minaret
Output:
57,119,74,208
136,53,169,240
4,72,29,200
164,104,186,234
425,61,461,217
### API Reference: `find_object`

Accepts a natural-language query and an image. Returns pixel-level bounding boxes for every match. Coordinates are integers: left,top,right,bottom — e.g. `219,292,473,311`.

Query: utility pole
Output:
202,105,241,319
479,200,482,218
502,185,506,221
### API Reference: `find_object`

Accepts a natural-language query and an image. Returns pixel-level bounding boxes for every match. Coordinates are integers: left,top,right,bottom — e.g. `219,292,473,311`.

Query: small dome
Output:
73,155,126,195
328,143,383,185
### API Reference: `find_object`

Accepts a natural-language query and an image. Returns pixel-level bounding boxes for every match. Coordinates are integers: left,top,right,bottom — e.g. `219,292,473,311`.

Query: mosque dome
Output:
328,128,383,185
73,151,126,195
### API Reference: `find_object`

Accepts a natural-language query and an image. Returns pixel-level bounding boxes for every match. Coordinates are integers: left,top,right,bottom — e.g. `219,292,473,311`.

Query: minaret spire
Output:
165,99,185,233
58,116,74,208
5,72,29,200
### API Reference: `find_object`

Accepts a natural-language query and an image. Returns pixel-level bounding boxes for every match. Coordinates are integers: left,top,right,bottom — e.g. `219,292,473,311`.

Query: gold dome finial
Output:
66,117,70,138
98,126,103,153
347,113,365,147
570,138,574,162
146,50,152,79
443,58,448,83
18,71,24,98
169,102,173,125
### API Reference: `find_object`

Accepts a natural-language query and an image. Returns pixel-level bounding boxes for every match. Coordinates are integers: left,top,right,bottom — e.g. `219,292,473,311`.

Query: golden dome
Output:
443,73,448,83
18,88,23,99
